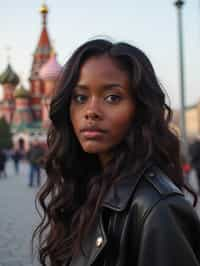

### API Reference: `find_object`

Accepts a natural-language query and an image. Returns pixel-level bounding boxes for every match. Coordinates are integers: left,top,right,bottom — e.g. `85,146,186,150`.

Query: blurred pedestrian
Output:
12,149,22,174
0,149,7,178
181,153,191,180
27,140,44,187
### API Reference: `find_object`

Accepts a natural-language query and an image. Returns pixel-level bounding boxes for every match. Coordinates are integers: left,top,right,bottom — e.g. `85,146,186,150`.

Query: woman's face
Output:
70,54,135,164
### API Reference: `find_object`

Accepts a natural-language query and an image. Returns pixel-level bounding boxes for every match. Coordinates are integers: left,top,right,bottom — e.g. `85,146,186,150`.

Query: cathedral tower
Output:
29,3,52,121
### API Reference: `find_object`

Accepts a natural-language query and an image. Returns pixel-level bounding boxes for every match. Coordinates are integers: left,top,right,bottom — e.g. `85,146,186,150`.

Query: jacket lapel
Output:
102,162,153,211
70,162,153,266
70,214,107,266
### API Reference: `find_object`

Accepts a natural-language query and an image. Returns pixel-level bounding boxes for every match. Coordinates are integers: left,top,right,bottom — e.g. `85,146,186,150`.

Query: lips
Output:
80,126,107,139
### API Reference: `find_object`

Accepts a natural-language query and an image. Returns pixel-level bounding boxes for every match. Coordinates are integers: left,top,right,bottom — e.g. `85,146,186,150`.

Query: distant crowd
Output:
0,140,45,187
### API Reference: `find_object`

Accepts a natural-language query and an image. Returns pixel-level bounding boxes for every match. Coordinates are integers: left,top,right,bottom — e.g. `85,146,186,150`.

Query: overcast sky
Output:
0,0,200,108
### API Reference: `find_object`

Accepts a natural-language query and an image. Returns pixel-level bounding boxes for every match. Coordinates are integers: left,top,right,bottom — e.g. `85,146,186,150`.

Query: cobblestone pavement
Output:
0,160,200,266
0,159,41,266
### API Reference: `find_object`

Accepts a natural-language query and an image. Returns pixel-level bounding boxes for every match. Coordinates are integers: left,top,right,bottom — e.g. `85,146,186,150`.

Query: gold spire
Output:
40,2,48,14
39,2,49,26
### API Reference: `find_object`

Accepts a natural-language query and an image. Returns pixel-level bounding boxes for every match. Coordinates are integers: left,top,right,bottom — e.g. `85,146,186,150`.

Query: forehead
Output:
78,55,130,82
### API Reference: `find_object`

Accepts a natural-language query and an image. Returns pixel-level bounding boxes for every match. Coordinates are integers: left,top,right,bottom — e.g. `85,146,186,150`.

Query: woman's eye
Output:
105,95,122,103
73,94,87,103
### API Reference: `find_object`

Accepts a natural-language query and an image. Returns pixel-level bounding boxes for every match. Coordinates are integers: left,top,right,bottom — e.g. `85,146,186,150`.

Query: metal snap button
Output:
149,172,155,177
96,236,103,247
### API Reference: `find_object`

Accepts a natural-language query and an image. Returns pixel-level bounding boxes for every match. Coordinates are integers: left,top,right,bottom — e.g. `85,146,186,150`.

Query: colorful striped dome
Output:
14,85,30,98
0,64,19,85
39,53,62,80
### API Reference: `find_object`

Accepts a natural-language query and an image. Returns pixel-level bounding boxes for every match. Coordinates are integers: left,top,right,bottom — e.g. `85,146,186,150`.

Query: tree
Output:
0,117,13,149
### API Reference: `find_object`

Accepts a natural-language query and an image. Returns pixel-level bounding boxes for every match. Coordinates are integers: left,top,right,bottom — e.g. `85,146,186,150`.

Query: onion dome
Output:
39,52,62,80
0,64,19,85
14,85,30,98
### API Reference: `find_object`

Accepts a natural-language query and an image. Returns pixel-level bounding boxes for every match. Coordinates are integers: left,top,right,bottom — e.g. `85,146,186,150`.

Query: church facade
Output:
0,4,62,150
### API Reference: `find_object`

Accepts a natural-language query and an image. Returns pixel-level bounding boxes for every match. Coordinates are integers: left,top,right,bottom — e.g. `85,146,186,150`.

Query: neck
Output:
98,153,112,169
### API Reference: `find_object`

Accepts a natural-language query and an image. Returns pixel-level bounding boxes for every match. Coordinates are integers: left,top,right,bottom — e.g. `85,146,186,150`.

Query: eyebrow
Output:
74,83,124,90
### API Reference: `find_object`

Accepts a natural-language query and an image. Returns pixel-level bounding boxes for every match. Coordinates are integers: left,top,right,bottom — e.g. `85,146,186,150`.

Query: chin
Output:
81,143,108,154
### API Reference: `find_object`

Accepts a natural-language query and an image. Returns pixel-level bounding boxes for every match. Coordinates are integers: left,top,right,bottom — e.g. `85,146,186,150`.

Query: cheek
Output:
112,116,132,133
109,107,135,138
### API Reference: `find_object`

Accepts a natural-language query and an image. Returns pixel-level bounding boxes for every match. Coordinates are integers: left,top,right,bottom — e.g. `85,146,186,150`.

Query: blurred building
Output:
172,102,200,141
0,3,62,150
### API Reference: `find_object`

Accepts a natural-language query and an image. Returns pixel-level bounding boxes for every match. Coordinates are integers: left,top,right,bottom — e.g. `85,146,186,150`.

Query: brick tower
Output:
29,3,52,121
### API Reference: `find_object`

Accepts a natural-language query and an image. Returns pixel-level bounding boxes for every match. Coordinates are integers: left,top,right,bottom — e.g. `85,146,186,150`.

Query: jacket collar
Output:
101,161,153,212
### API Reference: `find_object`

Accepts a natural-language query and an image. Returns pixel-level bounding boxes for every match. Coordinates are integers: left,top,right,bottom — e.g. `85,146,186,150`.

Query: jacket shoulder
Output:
134,191,200,266
143,166,183,197
130,167,185,224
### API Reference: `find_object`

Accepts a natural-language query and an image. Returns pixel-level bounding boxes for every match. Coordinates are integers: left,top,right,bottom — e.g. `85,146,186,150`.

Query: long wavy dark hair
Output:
33,39,195,266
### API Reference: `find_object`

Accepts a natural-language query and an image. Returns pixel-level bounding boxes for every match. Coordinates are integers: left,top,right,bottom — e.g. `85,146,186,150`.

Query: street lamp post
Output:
174,0,189,159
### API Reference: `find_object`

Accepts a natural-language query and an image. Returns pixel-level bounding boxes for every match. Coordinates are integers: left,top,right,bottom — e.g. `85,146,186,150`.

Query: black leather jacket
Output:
70,165,200,266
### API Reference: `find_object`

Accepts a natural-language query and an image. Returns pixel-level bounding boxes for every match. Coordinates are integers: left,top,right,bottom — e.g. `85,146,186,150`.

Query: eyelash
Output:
72,94,87,103
72,94,122,104
105,95,121,103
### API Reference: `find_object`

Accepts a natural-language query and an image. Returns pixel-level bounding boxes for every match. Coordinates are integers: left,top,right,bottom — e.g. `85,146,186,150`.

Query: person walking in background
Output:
181,153,192,180
27,140,44,187
33,39,200,266
12,149,22,174
0,149,7,178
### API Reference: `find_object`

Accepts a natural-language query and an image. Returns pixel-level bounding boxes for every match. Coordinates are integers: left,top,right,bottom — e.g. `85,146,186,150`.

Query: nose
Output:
84,98,102,120
85,110,99,120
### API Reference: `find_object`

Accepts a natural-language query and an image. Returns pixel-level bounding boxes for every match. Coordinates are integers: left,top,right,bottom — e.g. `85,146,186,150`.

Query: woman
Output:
33,39,200,266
